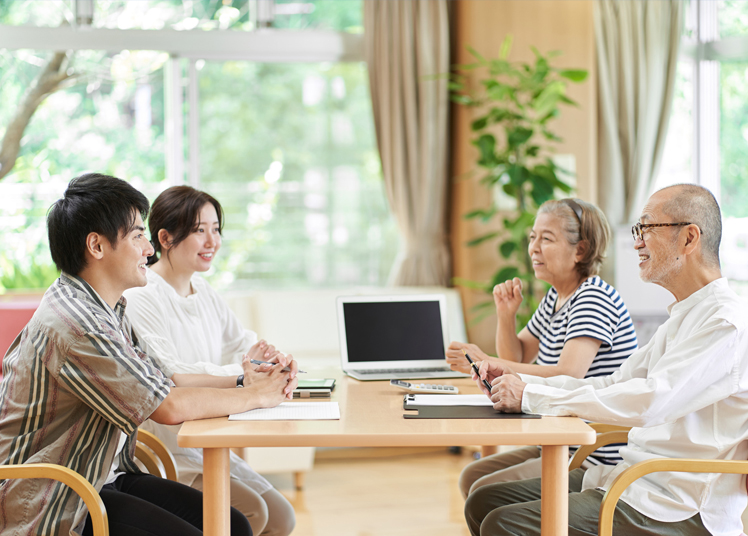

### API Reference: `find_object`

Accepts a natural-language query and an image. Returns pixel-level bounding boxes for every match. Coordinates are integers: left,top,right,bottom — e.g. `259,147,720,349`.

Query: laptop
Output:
336,294,469,381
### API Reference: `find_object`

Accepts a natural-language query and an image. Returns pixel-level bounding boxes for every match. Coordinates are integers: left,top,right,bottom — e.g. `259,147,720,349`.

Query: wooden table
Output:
178,372,595,536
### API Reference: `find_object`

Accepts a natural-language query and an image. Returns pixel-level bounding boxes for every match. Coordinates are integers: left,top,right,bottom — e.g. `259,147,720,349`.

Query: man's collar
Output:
59,272,127,322
667,277,728,315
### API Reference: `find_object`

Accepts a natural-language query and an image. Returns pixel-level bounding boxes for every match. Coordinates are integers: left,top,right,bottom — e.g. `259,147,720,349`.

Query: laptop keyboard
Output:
355,367,452,375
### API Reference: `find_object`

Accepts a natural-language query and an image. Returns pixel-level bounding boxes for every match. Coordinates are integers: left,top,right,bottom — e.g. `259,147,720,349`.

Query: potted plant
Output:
450,36,588,327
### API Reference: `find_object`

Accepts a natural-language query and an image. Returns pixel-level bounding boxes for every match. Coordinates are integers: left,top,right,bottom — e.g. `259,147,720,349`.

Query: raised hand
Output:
445,342,493,373
493,277,524,318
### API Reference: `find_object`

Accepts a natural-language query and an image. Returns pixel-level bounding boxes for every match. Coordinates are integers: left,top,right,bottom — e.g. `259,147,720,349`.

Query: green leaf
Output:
530,175,555,206
471,116,489,131
541,129,563,142
467,45,489,64
499,240,517,259
453,277,491,291
499,35,513,60
473,134,498,167
506,164,529,186
525,145,540,157
492,266,520,286
559,69,588,82
507,127,533,147
465,206,498,222
450,94,474,106
467,231,501,247
471,300,496,312
502,183,518,197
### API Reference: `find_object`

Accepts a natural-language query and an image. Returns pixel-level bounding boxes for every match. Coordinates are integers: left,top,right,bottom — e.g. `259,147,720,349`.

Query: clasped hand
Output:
473,359,527,413
241,340,299,401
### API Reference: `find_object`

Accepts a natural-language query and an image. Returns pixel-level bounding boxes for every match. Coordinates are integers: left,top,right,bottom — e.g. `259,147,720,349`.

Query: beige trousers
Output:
192,474,295,536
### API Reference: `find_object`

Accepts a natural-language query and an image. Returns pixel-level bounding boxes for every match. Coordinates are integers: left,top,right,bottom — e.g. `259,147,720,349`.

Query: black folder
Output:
403,404,541,419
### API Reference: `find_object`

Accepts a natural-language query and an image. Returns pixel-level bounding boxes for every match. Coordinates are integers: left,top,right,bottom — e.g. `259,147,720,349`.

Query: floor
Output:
265,448,474,536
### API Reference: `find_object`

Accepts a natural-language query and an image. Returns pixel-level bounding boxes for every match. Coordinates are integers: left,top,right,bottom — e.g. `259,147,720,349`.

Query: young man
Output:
0,173,298,536
465,184,748,536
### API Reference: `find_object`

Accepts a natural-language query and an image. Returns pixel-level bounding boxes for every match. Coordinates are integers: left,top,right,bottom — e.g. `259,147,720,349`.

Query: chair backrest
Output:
135,429,178,481
0,463,109,535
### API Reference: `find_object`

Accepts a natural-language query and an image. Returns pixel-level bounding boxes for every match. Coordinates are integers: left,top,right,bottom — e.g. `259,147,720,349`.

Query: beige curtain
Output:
364,0,451,286
596,0,683,226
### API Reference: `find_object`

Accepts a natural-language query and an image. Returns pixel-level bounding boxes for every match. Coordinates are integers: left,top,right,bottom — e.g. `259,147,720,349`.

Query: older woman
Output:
124,186,295,536
447,198,638,498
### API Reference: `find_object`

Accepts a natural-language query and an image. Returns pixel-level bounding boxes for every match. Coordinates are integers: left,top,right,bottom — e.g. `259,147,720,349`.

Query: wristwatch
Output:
236,374,245,388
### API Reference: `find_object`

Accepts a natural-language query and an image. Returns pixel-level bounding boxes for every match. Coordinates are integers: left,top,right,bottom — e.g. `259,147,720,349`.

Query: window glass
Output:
0,48,168,291
0,1,362,32
720,61,748,281
654,61,694,190
198,60,396,289
718,1,748,39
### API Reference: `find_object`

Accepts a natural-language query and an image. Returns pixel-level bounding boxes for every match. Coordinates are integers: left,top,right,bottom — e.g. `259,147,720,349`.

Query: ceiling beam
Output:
0,25,364,62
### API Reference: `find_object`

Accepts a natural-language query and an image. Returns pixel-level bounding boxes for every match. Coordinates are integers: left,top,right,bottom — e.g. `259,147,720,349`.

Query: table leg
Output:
203,447,231,536
541,445,569,536
480,445,498,457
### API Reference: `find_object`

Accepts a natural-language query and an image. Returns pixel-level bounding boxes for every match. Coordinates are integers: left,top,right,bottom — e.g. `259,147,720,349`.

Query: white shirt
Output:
520,278,748,536
123,268,271,493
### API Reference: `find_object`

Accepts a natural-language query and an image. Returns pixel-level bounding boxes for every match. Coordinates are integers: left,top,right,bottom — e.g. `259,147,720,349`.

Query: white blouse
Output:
123,268,271,493
520,278,748,536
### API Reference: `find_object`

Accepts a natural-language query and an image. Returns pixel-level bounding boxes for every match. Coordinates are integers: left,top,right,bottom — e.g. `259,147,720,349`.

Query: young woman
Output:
124,186,295,536
446,198,638,498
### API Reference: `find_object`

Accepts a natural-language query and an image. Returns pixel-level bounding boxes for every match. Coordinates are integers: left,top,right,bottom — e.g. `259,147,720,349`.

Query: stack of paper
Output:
404,394,493,407
229,402,340,421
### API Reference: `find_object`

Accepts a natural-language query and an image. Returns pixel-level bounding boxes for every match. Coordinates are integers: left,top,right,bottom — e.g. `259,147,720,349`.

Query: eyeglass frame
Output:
631,221,700,242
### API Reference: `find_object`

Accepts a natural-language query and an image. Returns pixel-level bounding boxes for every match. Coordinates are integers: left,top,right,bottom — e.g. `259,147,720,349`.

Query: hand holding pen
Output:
462,348,494,396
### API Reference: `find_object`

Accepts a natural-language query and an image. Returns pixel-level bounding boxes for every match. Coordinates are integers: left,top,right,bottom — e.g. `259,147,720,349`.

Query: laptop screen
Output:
342,300,445,363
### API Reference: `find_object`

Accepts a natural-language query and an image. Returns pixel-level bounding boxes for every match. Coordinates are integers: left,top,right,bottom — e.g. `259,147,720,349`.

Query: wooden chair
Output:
569,424,748,536
0,429,179,536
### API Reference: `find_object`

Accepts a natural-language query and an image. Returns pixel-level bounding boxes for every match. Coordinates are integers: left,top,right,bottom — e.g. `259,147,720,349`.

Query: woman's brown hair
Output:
537,198,611,279
147,186,224,266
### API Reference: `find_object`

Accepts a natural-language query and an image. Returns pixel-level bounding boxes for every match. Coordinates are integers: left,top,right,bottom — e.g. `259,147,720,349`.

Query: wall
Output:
450,0,597,350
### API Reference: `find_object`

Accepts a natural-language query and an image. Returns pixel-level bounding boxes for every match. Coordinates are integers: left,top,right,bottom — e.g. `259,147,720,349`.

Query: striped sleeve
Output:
565,286,619,349
526,288,556,341
58,326,170,436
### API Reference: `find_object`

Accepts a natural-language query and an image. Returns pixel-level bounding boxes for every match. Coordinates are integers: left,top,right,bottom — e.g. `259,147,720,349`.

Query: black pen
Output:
250,359,307,374
462,349,493,394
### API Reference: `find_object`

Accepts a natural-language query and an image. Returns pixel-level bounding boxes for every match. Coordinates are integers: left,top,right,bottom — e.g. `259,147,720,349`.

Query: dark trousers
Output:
83,473,251,536
464,468,710,536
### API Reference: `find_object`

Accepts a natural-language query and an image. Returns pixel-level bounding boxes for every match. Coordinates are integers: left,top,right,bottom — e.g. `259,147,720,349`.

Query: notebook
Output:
336,294,469,381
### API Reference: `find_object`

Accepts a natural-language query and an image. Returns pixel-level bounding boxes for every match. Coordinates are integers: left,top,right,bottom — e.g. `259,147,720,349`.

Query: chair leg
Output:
294,471,305,491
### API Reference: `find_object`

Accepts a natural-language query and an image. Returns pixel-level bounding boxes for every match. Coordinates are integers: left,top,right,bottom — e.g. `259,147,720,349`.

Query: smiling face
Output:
162,202,222,275
528,213,581,288
101,212,154,292
635,190,683,286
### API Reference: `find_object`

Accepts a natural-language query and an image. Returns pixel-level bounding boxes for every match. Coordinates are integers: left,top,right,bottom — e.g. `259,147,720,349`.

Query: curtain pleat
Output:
364,0,451,286
596,0,683,226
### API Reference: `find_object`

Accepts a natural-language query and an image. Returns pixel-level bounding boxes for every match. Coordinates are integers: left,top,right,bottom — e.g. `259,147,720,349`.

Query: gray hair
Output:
658,184,721,267
537,198,611,279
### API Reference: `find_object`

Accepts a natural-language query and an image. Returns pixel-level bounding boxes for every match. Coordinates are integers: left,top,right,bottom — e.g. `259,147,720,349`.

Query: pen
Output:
250,359,307,374
462,349,493,394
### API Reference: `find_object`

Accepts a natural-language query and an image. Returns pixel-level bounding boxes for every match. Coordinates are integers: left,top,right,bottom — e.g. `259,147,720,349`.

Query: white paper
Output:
404,394,493,407
229,402,340,421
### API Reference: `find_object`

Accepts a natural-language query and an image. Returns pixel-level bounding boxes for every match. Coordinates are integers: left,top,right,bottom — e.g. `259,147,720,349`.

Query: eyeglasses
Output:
631,222,696,242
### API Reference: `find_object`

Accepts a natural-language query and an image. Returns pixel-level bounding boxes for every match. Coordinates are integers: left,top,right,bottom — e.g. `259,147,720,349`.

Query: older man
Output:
465,184,748,536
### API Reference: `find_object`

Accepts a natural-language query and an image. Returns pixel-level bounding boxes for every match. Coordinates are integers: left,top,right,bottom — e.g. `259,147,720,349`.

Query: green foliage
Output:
720,61,748,219
0,257,59,293
450,36,587,328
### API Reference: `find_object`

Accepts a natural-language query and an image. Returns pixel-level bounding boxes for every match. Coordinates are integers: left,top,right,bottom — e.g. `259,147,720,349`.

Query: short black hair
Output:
47,173,150,276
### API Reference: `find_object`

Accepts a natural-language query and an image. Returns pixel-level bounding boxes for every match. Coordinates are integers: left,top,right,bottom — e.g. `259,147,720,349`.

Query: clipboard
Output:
403,405,540,419
402,396,540,419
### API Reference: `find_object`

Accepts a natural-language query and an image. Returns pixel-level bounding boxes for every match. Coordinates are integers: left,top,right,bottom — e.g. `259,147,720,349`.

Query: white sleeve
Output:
126,287,243,377
206,286,258,366
520,318,741,427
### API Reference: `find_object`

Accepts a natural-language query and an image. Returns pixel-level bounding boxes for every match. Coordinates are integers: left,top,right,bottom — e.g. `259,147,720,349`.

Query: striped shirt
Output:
527,276,638,465
0,274,171,536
